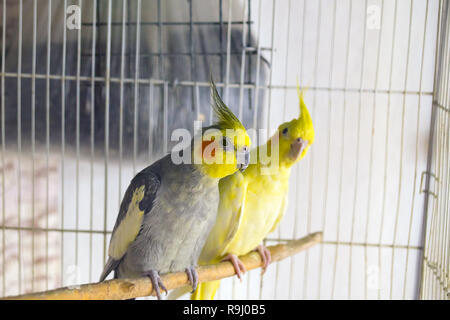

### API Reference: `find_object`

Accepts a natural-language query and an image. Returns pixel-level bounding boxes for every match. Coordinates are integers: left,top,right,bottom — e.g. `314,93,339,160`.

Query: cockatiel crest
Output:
209,77,247,133
296,84,315,146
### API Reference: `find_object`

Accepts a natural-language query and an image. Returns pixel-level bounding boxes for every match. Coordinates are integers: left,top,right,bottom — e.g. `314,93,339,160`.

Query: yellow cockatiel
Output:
191,87,315,300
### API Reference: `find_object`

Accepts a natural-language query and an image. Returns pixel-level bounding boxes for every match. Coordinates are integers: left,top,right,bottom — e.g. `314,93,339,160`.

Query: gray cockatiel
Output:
99,80,251,299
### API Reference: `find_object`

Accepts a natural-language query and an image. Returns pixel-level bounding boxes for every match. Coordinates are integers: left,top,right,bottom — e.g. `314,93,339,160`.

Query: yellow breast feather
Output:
268,194,288,234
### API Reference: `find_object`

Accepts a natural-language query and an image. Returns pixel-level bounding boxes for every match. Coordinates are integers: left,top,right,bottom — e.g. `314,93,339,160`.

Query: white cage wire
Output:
420,0,449,300
0,0,448,300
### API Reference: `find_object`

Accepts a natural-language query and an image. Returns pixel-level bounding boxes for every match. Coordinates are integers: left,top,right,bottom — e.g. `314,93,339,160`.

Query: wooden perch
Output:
4,232,322,300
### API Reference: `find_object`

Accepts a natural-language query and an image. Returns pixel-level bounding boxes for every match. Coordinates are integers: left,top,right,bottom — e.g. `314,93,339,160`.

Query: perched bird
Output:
99,79,251,300
190,86,314,300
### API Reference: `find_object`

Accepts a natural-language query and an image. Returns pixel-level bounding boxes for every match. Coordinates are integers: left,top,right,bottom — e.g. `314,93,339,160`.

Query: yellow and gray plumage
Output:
99,79,251,299
190,86,315,300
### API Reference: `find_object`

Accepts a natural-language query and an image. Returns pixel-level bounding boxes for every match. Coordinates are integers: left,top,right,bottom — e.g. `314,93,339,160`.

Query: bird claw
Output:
222,254,246,281
185,266,199,293
256,244,272,275
144,270,168,300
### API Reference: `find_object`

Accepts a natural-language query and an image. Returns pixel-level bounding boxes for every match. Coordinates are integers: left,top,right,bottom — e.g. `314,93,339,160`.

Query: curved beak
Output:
289,138,307,160
237,148,250,172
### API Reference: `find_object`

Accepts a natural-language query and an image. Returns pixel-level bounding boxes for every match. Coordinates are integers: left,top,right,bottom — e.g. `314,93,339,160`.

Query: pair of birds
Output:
99,79,315,300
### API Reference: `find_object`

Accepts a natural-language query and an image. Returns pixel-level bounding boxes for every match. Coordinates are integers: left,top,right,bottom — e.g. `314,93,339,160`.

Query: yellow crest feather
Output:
209,76,245,131
296,80,315,143
295,80,311,121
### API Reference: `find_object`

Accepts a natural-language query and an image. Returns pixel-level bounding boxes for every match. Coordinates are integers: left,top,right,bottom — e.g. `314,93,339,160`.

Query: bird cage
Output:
0,0,448,300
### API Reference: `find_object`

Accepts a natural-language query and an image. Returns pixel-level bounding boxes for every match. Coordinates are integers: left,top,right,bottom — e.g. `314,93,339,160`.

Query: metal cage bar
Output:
420,0,450,300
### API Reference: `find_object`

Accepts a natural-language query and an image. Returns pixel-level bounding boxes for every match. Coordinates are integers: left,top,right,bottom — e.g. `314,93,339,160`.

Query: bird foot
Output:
256,244,272,275
143,270,168,300
222,253,246,281
185,266,199,293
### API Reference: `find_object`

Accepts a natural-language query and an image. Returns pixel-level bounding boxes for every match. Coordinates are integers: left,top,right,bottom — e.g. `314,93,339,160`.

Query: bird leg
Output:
222,254,246,281
256,244,272,274
143,270,168,300
185,266,199,293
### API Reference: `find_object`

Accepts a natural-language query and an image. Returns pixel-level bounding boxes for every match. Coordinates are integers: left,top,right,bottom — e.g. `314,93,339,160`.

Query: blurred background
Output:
0,0,448,300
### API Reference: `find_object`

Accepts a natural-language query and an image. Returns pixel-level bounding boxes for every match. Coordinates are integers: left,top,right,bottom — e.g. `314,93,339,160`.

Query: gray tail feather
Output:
167,286,192,300
99,257,119,282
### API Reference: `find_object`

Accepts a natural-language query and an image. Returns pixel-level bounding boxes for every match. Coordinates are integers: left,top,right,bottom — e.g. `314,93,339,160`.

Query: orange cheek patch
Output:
202,139,216,159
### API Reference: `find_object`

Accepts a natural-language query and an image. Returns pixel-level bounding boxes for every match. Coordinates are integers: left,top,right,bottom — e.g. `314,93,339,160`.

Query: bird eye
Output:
222,137,232,151
282,127,288,135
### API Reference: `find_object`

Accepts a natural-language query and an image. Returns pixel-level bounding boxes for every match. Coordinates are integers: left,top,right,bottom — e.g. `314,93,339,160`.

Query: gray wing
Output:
99,168,161,281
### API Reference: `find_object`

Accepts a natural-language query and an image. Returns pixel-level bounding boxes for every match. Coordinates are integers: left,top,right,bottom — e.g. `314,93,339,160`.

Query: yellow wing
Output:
198,170,247,265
